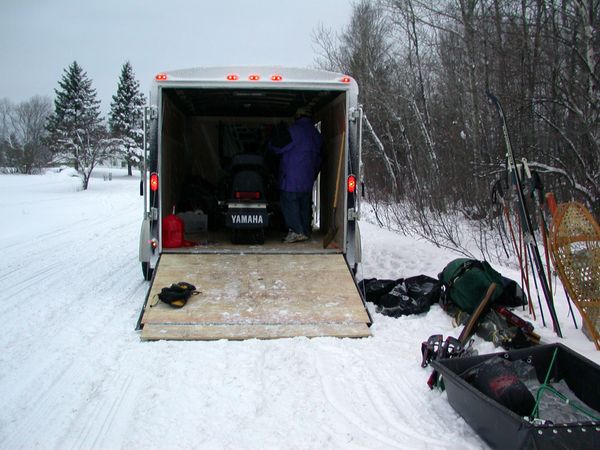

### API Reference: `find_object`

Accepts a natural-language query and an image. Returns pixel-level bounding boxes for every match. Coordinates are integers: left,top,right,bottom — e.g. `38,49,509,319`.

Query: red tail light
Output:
155,73,168,81
347,174,356,193
248,74,260,81
235,191,260,200
227,74,239,81
340,76,352,83
150,172,159,191
271,74,283,81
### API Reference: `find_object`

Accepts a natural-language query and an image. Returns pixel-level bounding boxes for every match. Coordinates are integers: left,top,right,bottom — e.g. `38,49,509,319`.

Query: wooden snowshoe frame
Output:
549,202,600,350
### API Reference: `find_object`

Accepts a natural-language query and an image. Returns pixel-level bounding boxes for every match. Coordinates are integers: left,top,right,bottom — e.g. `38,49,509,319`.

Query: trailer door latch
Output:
348,208,359,221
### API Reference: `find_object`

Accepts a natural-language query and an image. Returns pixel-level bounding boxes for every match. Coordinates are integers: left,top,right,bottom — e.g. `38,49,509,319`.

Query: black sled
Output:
432,343,600,449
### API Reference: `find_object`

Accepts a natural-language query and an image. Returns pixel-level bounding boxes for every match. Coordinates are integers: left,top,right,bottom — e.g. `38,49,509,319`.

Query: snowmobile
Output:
225,153,269,244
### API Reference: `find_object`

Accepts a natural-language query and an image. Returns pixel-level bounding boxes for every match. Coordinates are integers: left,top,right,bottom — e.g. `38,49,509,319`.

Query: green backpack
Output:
439,259,505,313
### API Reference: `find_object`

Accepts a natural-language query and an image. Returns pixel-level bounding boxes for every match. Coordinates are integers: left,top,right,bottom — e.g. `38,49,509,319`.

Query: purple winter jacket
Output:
269,117,323,193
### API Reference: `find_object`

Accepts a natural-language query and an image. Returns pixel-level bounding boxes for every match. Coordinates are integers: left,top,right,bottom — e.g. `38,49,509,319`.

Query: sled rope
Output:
531,348,600,421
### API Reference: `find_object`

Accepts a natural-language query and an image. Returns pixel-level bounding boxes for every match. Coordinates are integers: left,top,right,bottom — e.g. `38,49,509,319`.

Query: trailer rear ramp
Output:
138,253,372,340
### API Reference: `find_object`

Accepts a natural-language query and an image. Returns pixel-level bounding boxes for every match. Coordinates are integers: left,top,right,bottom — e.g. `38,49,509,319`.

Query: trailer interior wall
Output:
160,96,186,217
317,93,347,245
159,87,348,249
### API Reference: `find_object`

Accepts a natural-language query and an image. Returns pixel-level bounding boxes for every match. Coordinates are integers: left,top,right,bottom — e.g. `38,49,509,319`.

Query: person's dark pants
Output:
280,190,312,236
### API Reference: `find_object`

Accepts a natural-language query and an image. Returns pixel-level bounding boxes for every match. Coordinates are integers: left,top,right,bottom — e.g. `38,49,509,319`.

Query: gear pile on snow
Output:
439,258,539,350
362,258,537,349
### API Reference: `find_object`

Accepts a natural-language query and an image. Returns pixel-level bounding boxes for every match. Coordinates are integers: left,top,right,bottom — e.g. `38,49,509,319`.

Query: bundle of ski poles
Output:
488,92,579,337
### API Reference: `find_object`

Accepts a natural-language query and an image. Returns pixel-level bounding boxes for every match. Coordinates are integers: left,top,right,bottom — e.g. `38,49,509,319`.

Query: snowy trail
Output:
0,171,148,449
0,169,597,449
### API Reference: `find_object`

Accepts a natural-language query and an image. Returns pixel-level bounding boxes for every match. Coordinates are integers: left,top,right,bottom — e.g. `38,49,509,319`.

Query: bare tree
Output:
0,96,53,173
0,98,10,168
313,0,600,256
314,0,400,197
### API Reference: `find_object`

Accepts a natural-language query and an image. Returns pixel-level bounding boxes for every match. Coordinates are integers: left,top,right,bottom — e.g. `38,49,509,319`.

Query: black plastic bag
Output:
358,278,398,304
404,275,442,306
497,276,528,308
361,275,441,317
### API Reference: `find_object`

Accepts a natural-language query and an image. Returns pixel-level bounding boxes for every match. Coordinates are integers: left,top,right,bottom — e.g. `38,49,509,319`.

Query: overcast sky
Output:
0,0,353,113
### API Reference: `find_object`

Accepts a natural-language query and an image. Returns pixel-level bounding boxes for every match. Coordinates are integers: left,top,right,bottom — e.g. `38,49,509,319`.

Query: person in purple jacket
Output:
269,106,323,243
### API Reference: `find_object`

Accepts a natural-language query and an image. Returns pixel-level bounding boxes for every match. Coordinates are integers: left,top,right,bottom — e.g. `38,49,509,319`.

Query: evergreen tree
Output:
46,61,112,190
109,61,146,176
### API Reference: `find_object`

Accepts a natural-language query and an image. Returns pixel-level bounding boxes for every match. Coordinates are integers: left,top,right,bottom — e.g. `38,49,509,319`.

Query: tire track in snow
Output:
0,206,140,314
0,226,145,440
1,217,92,252
0,288,144,450
369,363,462,446
0,261,64,302
2,213,137,263
313,346,408,449
0,358,78,449
0,246,138,327
66,373,140,450
2,189,139,255
0,176,149,449
314,343,471,449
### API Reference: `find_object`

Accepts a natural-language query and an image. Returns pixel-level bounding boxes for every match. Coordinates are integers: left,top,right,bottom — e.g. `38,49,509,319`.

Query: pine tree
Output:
109,62,146,176
46,61,111,190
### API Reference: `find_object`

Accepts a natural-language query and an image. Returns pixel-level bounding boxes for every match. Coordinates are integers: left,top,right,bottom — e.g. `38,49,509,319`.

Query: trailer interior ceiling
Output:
159,87,348,251
164,87,342,117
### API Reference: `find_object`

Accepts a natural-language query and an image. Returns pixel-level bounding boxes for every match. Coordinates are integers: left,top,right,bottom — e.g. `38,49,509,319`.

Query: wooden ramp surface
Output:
140,253,371,340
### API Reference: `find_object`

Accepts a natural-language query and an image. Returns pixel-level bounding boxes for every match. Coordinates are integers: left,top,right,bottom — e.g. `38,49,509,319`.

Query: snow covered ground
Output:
0,169,597,449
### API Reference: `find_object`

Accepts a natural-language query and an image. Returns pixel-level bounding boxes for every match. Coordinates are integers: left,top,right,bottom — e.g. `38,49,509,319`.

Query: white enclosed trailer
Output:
136,66,371,340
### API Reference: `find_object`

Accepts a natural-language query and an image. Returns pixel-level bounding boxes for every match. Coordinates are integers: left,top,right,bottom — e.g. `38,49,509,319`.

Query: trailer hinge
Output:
150,207,158,220
350,107,361,123
147,106,158,120
348,208,359,221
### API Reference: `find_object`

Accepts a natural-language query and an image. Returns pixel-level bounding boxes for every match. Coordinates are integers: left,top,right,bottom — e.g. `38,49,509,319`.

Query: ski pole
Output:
523,164,553,290
515,198,538,319
491,180,512,259
525,243,546,327
487,92,562,337
537,206,575,327
494,178,536,319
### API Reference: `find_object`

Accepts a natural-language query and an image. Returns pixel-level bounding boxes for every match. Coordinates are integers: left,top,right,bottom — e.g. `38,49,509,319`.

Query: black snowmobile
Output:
225,153,269,244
